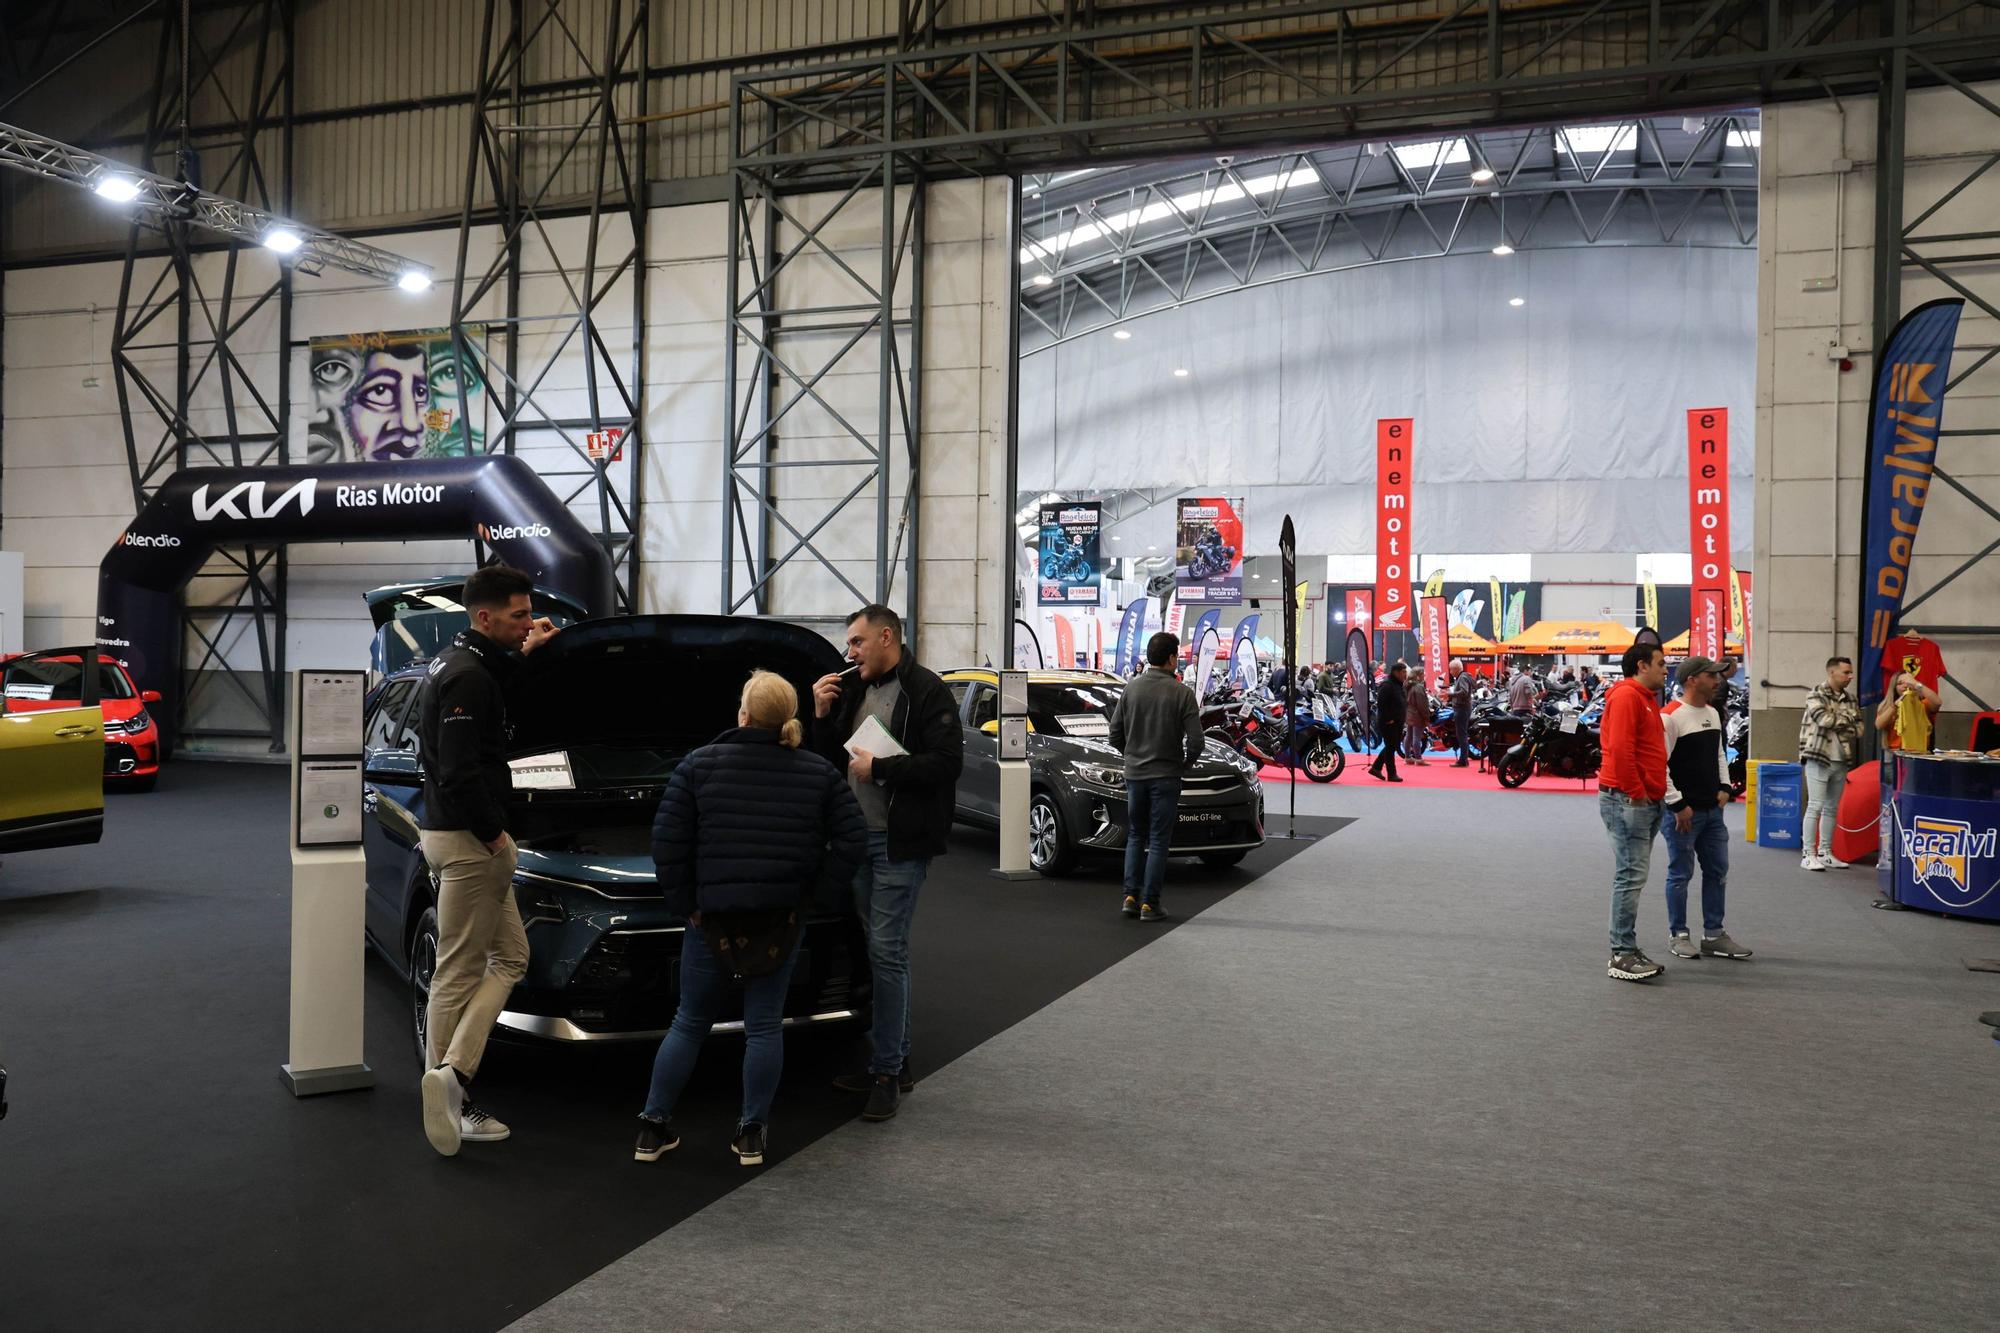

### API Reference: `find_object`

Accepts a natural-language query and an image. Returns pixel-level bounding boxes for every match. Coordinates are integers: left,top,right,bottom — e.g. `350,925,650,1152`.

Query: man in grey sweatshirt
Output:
1108,631,1204,922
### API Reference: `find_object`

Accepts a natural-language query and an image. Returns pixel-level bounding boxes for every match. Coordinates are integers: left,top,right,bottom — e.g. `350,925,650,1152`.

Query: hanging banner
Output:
1114,600,1148,676
1052,614,1074,670
1345,589,1373,640
1686,406,1732,658
1193,627,1223,699
1036,500,1102,607
1860,302,1964,705
1346,628,1372,739
1423,569,1445,599
1419,596,1449,694
1374,419,1415,633
1692,589,1728,662
1643,580,1659,634
1164,592,1186,641
306,326,492,463
1175,496,1246,603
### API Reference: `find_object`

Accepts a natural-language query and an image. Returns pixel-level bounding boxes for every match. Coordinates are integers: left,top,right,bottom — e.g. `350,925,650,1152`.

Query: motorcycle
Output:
1185,528,1237,581
1415,704,1485,760
1495,708,1602,788
1206,691,1347,782
1040,542,1092,585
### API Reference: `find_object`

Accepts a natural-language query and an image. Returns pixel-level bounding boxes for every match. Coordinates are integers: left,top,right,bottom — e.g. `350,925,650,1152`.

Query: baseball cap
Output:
1676,655,1724,683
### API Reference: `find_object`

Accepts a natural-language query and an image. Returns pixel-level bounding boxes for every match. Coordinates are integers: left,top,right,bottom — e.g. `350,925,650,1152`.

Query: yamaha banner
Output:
1191,608,1221,662
97,456,616,750
1859,298,1964,707
1114,599,1149,676
1036,500,1102,607
1175,496,1245,603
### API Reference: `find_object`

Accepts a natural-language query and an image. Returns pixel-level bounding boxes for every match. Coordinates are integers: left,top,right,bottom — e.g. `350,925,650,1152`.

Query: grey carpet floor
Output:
510,785,2000,1333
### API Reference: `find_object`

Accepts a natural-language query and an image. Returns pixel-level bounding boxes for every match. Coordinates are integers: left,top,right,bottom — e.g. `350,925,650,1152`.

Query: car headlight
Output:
1068,761,1125,791
108,710,150,735
513,878,567,927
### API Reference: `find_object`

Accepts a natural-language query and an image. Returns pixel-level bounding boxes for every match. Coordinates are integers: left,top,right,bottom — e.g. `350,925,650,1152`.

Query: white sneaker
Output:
421,1063,465,1157
1822,856,1852,869
460,1102,510,1143
1801,854,1826,872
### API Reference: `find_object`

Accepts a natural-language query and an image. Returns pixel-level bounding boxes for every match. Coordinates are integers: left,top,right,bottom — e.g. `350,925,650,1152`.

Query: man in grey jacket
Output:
1108,631,1203,922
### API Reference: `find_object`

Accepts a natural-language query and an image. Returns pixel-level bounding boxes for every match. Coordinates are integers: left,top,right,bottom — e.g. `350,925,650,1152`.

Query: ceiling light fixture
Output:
93,174,141,203
262,227,303,255
1172,367,1190,378
1470,166,1496,184
1492,243,1515,257
398,270,434,293
1112,328,1131,340
1031,271,1054,287
1509,297,1525,307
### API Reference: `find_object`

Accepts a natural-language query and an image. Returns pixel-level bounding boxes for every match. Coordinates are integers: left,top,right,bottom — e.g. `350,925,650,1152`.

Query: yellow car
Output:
0,645,106,855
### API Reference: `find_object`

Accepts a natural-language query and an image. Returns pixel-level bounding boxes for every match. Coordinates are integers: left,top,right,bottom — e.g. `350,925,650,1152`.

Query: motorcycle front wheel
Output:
1303,741,1345,783
1496,751,1534,788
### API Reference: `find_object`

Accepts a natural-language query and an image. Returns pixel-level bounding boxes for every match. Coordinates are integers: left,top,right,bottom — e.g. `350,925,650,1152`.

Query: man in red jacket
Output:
1598,642,1670,982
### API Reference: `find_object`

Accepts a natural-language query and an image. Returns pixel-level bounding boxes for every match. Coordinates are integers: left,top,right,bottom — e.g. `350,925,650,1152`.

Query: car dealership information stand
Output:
1878,752,2000,922
282,669,375,1096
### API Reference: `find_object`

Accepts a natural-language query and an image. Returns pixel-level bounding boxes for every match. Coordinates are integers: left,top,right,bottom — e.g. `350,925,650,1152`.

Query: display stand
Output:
281,669,374,1097
989,670,1039,880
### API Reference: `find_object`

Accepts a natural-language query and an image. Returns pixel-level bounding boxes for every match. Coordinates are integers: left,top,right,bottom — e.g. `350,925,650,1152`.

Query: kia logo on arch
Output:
479,521,553,541
189,476,447,521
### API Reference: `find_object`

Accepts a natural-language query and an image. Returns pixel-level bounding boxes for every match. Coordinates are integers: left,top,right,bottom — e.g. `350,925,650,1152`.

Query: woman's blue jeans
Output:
641,925,799,1130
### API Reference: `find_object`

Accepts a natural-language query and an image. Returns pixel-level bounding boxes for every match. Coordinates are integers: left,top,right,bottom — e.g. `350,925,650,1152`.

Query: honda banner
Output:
1175,496,1245,603
1419,596,1449,693
1859,298,1963,707
1345,589,1373,640
1036,500,1101,607
1374,419,1414,633
1686,407,1731,658
1692,588,1727,662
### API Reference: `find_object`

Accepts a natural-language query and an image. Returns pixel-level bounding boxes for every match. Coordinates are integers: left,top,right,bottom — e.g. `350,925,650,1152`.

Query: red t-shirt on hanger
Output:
1880,634,1946,697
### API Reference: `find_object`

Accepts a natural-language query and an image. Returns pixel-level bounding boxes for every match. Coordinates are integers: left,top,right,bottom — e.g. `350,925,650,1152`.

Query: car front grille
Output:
102,743,138,775
560,922,866,1035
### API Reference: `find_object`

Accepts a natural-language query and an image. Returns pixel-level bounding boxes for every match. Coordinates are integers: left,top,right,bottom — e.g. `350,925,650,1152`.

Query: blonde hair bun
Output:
741,669,804,747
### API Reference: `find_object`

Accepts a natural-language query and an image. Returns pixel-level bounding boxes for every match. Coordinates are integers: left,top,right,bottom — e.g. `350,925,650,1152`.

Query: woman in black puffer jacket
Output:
634,670,867,1168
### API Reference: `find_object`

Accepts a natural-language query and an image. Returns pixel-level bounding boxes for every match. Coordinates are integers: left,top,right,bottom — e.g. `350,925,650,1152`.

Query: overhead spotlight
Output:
1031,272,1054,287
93,174,142,203
1111,534,1123,541
1509,297,1526,307
1492,243,1515,257
262,227,304,255
1172,367,1190,378
397,270,434,293
1148,545,1159,552
1112,328,1132,340
1470,166,1496,184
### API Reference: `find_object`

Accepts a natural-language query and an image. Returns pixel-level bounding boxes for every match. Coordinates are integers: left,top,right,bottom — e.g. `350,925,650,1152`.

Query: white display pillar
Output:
281,669,374,1097
990,669,1039,881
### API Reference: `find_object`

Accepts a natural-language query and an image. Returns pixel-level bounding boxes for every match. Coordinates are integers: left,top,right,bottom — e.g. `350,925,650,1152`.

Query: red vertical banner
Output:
1375,419,1415,635
1052,614,1074,670
1686,407,1731,658
1346,589,1374,641
1738,570,1753,657
1419,596,1449,693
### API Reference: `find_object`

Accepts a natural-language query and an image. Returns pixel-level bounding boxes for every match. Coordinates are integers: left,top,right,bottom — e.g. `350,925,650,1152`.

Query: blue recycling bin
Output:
1755,762,1803,849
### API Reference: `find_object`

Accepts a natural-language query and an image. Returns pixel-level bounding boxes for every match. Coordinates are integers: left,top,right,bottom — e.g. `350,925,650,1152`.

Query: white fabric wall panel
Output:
1021,245,1755,555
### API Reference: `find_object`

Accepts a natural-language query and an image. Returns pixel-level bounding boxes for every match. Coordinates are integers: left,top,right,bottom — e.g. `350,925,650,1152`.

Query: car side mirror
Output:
141,689,162,703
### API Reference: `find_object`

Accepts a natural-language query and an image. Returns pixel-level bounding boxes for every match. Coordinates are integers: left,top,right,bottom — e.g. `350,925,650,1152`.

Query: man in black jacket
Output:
1369,660,1409,783
811,604,963,1123
414,564,558,1157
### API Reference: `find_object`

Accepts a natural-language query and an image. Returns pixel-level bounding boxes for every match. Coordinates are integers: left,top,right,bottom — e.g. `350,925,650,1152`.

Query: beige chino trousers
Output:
419,829,528,1079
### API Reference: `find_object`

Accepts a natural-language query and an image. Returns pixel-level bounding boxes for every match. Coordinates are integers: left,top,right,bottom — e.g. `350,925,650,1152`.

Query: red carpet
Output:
1258,757,1600,795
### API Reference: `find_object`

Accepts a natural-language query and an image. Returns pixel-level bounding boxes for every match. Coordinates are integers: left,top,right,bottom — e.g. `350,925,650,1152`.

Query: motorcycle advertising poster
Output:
1175,496,1245,603
1037,501,1103,607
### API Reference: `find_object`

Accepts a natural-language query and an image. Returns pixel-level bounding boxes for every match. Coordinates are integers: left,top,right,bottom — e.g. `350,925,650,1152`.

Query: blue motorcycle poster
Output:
1175,495,1245,604
1037,501,1102,607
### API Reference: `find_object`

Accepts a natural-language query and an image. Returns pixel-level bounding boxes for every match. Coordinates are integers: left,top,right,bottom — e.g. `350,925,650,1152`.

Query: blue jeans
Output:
1662,805,1729,937
1600,789,1662,954
855,832,927,1076
642,925,800,1129
1123,776,1181,906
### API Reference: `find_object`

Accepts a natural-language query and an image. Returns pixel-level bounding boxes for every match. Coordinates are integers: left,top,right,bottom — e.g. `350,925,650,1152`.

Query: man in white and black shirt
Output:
1660,656,1753,961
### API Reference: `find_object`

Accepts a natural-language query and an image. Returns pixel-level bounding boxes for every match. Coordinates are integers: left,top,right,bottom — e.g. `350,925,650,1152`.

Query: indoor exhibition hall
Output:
6,3,2000,1330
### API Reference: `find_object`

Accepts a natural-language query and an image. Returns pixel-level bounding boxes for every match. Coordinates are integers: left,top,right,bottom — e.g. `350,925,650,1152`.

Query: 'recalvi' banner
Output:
1036,500,1101,607
98,456,615,751
1375,419,1414,634
1419,596,1449,693
1859,298,1964,707
1175,496,1245,603
1686,406,1731,658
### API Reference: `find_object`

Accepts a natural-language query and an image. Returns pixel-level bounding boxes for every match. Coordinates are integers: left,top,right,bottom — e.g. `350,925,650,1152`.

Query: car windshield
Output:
1,658,134,701
1027,681,1122,738
373,592,581,675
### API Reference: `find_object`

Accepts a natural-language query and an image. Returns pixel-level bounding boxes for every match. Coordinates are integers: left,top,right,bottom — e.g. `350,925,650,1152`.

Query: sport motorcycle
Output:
1184,528,1237,581
1495,709,1602,788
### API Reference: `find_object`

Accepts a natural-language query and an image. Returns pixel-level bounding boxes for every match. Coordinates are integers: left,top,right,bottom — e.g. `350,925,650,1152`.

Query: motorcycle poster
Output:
1175,496,1245,604
1037,501,1103,607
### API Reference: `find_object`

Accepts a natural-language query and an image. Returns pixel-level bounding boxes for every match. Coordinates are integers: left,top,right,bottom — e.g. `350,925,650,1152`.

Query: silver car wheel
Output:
1028,799,1059,870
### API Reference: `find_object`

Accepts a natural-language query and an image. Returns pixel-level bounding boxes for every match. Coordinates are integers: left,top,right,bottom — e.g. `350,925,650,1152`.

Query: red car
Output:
0,649,162,789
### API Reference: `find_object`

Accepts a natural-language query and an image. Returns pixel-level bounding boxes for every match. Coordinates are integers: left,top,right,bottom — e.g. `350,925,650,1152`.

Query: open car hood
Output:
502,613,844,757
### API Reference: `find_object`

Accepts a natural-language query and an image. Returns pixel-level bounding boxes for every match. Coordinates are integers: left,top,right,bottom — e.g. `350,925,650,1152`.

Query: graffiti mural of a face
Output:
305,329,487,463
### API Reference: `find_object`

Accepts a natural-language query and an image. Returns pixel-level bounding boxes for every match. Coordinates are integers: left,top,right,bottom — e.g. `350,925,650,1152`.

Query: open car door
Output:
0,646,106,853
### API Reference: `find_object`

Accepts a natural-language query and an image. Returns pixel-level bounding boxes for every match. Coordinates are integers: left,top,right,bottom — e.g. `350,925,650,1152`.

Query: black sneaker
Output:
834,1060,915,1094
1140,903,1173,923
732,1122,768,1166
634,1116,679,1162
862,1074,900,1122
1121,895,1140,918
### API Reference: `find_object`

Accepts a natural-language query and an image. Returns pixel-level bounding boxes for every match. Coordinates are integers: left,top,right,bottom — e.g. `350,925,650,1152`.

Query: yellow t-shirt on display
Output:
1895,688,1933,753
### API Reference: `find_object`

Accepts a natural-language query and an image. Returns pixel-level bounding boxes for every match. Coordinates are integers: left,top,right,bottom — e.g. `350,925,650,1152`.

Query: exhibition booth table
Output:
1878,751,2000,921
